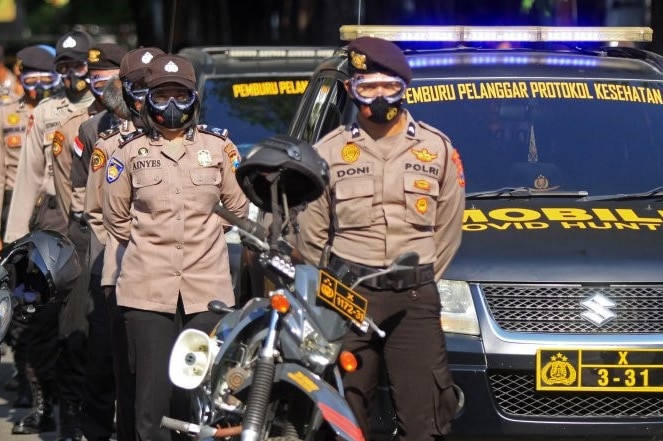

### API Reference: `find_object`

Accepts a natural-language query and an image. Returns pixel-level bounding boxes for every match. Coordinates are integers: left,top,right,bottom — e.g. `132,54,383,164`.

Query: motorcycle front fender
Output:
235,362,365,441
210,297,271,393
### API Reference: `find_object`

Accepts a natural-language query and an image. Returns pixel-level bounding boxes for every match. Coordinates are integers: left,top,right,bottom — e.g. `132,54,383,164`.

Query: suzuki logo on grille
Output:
580,293,616,327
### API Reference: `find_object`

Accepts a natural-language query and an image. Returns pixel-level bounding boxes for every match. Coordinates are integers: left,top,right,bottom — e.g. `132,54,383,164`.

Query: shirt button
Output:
176,244,182,249
173,163,177,167
174,271,181,276
175,189,181,194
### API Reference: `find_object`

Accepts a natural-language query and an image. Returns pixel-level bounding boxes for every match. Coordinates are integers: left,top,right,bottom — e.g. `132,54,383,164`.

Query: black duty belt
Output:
328,254,435,291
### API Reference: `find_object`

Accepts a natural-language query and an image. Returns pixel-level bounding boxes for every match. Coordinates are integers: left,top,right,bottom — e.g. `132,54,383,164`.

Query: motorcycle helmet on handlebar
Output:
235,134,330,213
1,230,81,307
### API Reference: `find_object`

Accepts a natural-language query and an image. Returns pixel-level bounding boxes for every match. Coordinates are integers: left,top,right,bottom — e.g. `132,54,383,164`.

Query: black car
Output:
287,25,663,440
178,46,334,303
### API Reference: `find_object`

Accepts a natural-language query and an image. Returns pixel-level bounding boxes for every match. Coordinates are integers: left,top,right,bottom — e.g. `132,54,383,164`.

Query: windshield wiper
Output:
584,186,663,202
466,187,588,199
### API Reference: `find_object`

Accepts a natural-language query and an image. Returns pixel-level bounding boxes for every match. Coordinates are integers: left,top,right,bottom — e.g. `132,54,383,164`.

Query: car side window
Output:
293,75,349,144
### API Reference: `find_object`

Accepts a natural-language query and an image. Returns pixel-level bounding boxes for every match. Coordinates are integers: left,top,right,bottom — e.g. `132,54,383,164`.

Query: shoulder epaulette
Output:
318,125,345,144
198,124,229,140
117,131,146,149
98,125,121,140
417,120,452,145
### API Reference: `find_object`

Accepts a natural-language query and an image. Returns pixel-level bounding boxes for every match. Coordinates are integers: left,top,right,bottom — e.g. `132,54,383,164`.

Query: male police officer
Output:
297,37,465,441
0,44,61,412
7,30,96,438
52,42,125,441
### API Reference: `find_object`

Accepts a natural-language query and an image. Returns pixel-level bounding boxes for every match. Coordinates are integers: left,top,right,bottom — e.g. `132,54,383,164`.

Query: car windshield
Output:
405,78,663,196
199,75,309,156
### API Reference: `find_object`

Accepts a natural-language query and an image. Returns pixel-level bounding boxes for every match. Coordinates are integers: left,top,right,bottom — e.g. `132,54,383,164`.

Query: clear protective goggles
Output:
349,74,407,105
147,86,197,110
122,80,148,101
88,74,115,95
53,60,88,77
19,72,62,91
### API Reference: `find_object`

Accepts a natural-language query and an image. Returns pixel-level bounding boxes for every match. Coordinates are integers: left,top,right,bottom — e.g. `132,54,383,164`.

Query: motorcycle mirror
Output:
389,252,419,275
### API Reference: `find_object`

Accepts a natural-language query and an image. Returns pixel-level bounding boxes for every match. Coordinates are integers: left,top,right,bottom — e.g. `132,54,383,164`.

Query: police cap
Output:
17,45,56,72
347,36,412,84
87,43,126,71
120,47,165,83
144,54,196,90
55,30,94,63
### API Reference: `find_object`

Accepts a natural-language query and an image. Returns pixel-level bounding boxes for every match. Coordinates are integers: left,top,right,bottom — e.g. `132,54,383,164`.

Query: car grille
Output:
482,284,663,333
490,372,663,417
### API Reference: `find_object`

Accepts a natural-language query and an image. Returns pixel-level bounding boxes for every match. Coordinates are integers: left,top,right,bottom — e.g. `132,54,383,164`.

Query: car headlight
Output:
0,286,12,341
437,279,480,336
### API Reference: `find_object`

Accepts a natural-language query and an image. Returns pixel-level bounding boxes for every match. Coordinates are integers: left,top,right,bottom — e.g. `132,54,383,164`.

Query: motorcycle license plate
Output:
536,348,663,392
317,269,368,325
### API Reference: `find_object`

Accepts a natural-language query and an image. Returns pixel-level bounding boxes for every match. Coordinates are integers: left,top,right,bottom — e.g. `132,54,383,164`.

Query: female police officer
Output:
102,54,248,441
296,37,465,441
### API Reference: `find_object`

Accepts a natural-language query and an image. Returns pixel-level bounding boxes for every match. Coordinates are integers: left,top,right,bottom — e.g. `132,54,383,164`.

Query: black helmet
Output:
236,135,330,212
1,230,80,306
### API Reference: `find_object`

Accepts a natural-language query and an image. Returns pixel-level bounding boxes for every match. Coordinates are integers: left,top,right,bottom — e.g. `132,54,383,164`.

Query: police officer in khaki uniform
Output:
83,46,163,441
51,42,125,441
8,31,96,438
0,44,61,411
296,37,465,441
4,30,95,244
102,53,249,441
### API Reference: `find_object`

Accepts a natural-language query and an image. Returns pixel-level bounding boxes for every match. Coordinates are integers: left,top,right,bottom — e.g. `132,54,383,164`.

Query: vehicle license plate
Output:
536,348,663,391
317,269,368,325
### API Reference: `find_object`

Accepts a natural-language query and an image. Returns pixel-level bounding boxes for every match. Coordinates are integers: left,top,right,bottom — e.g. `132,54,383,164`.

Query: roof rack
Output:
339,25,653,44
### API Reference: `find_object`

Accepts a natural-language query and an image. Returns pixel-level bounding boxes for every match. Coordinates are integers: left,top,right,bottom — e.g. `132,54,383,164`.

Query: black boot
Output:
11,378,56,434
57,399,83,441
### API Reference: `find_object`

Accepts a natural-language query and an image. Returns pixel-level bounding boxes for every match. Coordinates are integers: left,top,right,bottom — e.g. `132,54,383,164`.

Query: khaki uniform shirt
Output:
4,92,95,242
52,105,98,221
102,128,249,313
85,119,136,280
297,110,466,279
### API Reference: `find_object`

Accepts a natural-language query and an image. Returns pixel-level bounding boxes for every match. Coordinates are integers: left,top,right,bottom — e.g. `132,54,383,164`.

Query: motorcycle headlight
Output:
0,286,12,341
301,320,342,367
437,279,480,336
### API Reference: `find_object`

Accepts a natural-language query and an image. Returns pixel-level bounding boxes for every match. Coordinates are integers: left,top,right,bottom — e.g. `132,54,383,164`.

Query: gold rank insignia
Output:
198,149,212,167
415,197,428,214
451,149,466,188
106,157,124,184
414,179,431,192
137,147,149,157
88,49,101,63
91,148,106,172
52,131,65,156
341,143,360,163
410,147,437,162
7,113,20,125
350,51,367,70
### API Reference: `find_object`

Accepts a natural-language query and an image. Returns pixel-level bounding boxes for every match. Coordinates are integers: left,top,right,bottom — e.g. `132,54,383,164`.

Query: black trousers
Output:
341,282,458,441
122,297,220,441
82,275,116,441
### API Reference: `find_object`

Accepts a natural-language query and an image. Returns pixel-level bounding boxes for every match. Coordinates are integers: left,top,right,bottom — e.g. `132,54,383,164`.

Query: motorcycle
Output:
160,135,420,441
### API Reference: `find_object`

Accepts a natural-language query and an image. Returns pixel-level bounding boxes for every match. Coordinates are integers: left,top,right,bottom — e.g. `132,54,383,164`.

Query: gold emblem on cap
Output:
88,49,101,63
198,149,212,167
138,147,149,157
350,51,367,70
341,143,360,163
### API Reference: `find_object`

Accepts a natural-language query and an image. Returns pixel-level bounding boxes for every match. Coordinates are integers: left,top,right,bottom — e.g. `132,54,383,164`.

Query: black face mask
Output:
355,96,402,124
149,100,196,130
